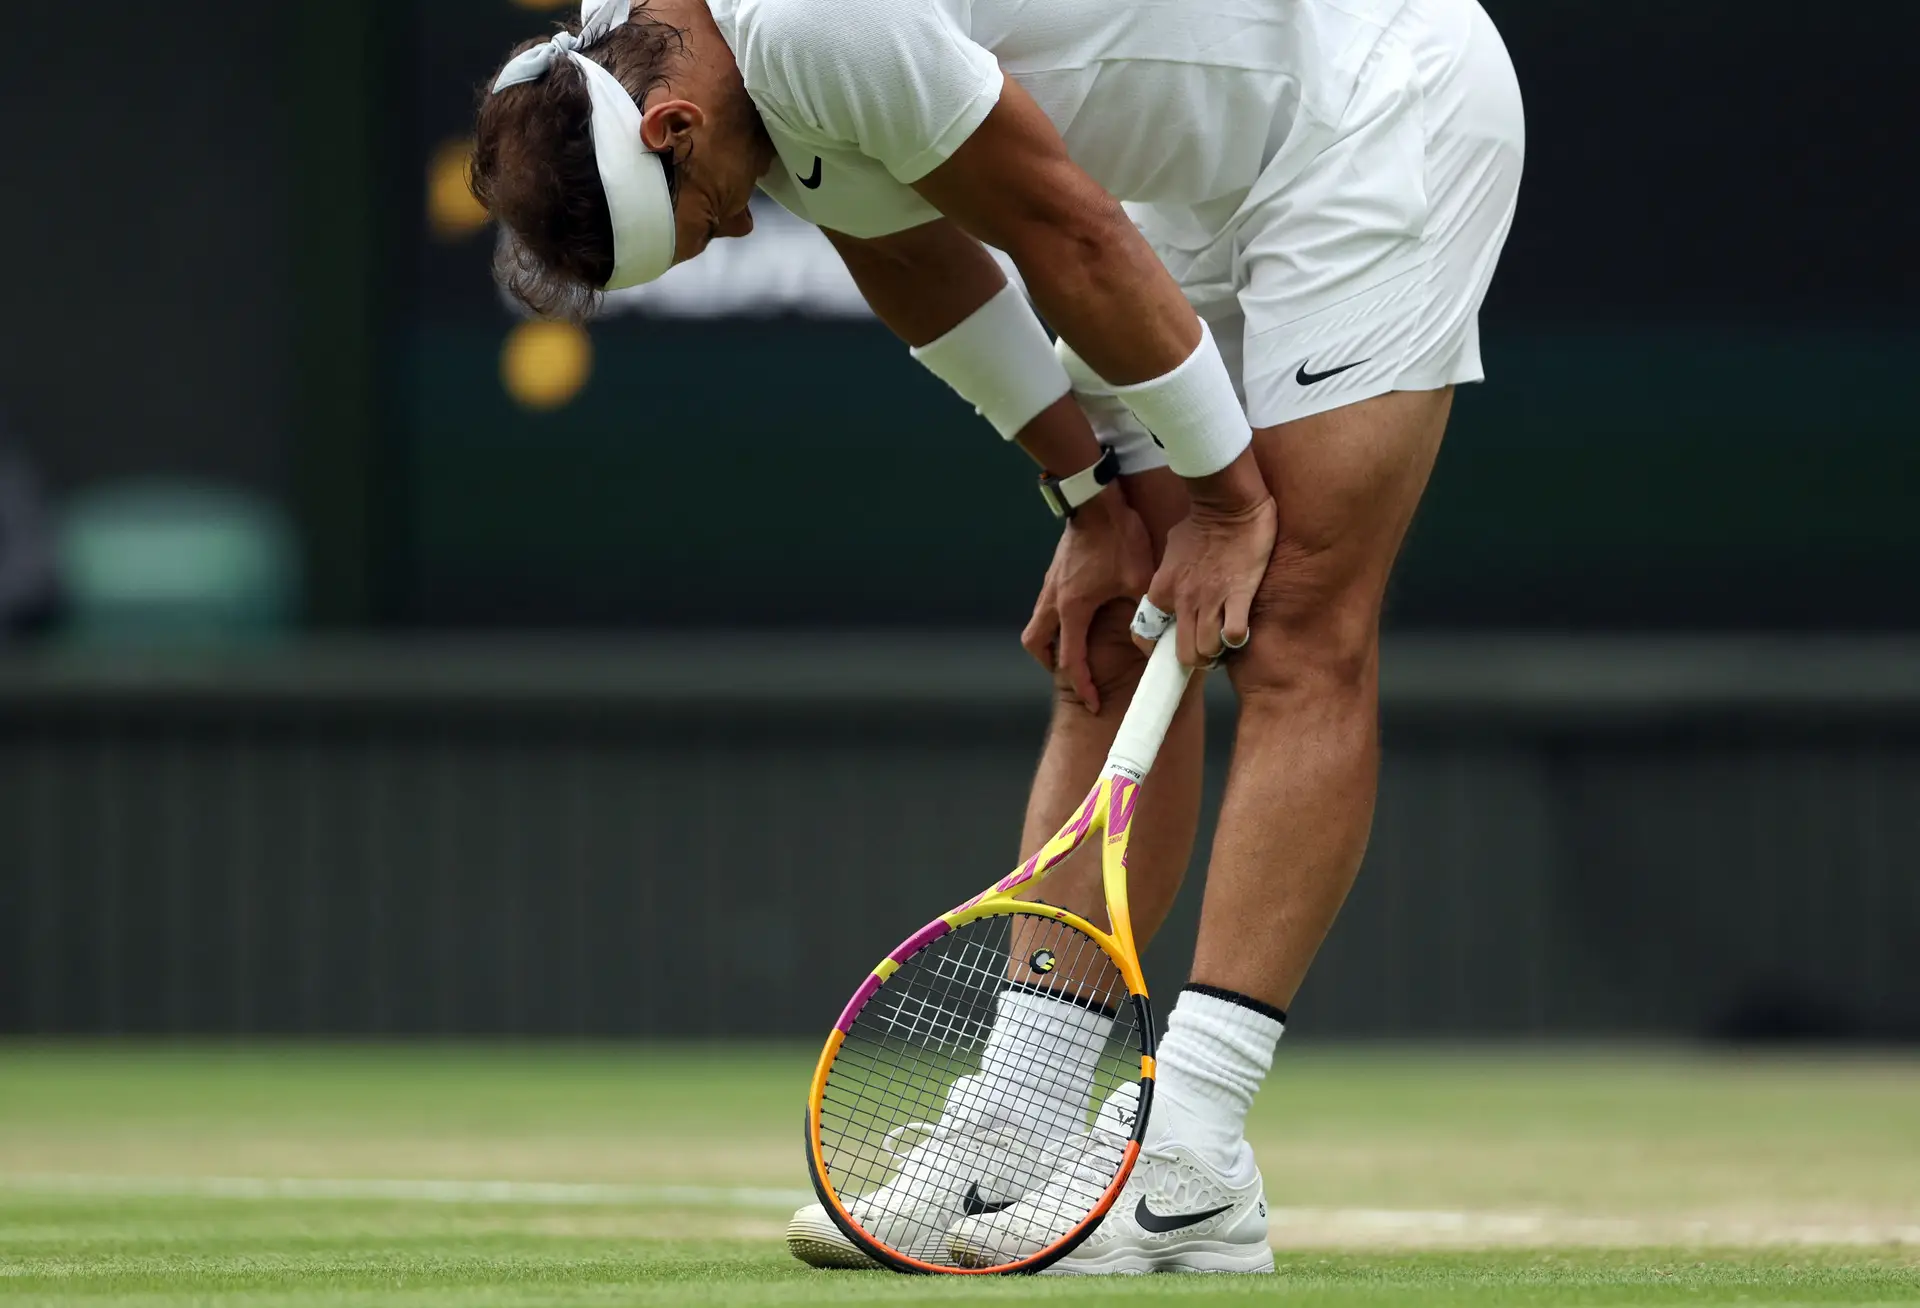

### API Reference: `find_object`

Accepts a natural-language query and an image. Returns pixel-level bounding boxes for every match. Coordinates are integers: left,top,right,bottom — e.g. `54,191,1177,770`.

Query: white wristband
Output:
908,282,1073,441
1109,321,1251,479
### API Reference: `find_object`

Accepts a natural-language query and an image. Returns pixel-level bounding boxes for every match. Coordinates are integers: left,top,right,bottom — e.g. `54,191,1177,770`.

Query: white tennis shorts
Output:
1063,0,1525,471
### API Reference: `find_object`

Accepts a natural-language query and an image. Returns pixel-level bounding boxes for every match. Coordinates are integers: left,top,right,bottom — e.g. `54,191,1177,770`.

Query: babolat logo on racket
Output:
1028,949,1057,975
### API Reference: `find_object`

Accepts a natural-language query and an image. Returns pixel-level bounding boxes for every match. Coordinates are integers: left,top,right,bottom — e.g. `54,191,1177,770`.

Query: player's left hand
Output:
1022,488,1156,713
1136,489,1278,668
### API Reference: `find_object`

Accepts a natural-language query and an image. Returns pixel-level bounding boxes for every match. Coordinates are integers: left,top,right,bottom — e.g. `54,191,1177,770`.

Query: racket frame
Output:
804,633,1193,1275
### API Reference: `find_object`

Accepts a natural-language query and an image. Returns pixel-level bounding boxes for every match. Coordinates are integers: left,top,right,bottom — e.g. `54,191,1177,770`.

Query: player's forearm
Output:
912,83,1262,509
823,221,1007,347
1011,394,1104,475
1002,194,1199,388
828,223,1103,472
1007,206,1267,511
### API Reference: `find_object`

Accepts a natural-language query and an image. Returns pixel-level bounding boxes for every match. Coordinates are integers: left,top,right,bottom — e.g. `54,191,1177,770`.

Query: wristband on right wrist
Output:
1108,320,1251,479
908,282,1073,441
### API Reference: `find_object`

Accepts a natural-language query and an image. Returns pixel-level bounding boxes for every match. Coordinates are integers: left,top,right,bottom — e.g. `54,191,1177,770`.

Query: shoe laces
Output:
881,1120,1027,1159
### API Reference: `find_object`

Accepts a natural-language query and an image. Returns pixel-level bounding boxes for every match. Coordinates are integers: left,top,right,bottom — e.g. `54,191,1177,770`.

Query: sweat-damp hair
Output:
470,6,687,320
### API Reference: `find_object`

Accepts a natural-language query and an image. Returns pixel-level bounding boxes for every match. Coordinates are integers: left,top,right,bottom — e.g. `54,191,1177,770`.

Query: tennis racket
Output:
803,627,1195,1274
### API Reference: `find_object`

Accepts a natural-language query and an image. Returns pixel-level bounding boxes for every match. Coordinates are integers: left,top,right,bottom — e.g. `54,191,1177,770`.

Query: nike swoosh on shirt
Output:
1133,1197,1234,1234
797,157,823,190
1295,358,1371,385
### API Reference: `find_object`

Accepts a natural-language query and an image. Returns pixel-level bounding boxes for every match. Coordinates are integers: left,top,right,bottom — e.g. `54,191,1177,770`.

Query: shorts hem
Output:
1245,367,1483,430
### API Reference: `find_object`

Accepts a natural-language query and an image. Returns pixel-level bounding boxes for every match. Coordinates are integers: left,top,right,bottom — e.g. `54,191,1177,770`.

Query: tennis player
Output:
477,0,1522,1274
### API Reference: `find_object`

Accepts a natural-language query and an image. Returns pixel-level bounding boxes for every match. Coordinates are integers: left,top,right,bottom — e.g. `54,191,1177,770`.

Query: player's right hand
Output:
1137,486,1278,669
1022,489,1156,714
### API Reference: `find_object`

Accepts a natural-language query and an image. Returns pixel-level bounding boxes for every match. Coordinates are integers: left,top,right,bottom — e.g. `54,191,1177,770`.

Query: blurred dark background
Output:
0,0,1914,1040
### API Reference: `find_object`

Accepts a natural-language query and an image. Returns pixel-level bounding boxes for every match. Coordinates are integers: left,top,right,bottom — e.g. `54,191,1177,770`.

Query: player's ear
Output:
640,99,706,152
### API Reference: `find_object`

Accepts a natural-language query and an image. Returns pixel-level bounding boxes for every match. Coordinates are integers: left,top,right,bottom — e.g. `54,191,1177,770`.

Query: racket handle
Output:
1105,627,1195,780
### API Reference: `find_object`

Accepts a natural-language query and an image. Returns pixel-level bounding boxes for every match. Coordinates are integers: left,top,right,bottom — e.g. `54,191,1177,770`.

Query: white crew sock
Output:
948,989,1114,1141
1148,986,1284,1182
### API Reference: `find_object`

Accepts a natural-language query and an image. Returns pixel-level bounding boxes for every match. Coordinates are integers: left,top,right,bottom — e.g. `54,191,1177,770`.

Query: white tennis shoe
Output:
786,1075,1061,1269
948,1083,1274,1274
944,1080,1132,1267
784,1202,882,1270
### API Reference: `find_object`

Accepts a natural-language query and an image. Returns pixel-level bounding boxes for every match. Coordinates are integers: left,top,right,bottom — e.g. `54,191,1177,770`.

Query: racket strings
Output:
819,914,1142,1268
822,922,1125,1138
821,923,1107,1149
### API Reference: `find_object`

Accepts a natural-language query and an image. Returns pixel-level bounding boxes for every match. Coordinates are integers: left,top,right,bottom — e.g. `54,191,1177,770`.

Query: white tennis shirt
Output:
709,0,1408,240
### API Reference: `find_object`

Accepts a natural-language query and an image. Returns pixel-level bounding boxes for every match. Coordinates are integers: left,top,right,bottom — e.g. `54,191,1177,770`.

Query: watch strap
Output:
1038,445,1121,520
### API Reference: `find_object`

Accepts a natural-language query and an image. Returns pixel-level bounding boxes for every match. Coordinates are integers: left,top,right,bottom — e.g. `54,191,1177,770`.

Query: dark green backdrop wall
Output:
6,639,1917,1038
0,0,293,498
388,0,1919,632
4,2,1909,633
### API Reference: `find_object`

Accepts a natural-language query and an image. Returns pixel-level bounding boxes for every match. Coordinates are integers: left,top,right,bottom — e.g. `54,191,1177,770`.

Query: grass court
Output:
3,1044,1916,1305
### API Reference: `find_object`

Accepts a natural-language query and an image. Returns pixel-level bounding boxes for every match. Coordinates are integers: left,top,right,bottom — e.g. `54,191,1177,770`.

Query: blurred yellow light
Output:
501,321,594,411
427,139,489,240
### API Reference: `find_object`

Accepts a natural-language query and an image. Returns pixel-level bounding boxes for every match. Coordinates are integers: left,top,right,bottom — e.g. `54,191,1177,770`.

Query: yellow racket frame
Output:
805,769,1154,1274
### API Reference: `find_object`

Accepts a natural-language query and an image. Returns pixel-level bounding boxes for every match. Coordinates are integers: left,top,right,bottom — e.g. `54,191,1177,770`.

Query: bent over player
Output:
475,0,1523,1274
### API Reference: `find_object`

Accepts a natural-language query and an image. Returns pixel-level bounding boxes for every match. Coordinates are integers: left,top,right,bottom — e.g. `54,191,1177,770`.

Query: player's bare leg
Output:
1015,467,1205,945
1193,387,1449,1007
975,389,1452,1276
1108,388,1448,1221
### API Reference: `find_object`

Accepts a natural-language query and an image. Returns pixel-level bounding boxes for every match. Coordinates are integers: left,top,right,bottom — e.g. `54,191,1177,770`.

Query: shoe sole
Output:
954,1227,1275,1275
1044,1239,1276,1276
785,1209,880,1270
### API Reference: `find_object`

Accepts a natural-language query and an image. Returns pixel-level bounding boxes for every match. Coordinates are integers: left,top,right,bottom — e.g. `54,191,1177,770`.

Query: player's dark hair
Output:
470,7,687,321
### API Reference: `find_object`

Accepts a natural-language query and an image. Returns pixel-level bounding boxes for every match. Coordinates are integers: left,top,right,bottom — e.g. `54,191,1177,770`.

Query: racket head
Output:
805,899,1154,1274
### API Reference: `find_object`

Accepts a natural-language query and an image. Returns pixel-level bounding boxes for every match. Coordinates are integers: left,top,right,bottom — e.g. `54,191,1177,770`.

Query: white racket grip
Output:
1104,629,1194,781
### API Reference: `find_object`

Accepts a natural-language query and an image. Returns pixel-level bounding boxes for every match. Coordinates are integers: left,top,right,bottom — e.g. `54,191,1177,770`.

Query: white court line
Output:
0,1174,812,1209
4,1175,1917,1247
1263,1207,1920,1248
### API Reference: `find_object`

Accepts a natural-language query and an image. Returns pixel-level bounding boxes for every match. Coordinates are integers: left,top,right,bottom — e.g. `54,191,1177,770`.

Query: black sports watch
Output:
1038,444,1121,520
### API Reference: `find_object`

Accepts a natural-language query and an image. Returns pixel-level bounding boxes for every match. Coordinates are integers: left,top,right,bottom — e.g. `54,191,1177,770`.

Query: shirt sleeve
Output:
747,0,1005,184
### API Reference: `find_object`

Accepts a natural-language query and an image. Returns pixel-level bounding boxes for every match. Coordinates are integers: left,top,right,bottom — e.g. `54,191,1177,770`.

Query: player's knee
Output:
1051,601,1150,711
1228,540,1378,701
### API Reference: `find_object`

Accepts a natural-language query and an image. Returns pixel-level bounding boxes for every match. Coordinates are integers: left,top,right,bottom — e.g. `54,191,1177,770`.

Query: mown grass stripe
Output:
0,1173,812,1209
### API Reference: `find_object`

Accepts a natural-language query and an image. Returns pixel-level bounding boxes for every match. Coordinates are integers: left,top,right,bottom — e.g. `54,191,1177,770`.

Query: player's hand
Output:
1022,489,1156,713
1135,466,1277,668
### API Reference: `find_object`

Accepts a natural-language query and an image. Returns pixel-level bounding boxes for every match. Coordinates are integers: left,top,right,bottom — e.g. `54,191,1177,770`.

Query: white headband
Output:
492,0,676,289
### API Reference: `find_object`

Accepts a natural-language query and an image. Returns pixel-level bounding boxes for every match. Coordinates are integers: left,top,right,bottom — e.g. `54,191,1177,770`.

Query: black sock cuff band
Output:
1183,983,1288,1027
1001,979,1122,1020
